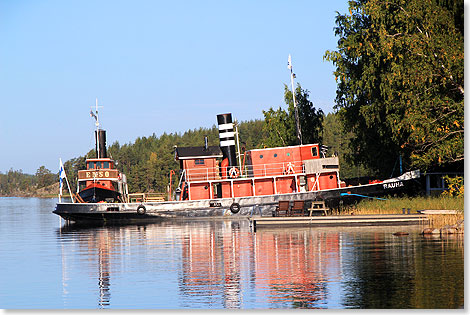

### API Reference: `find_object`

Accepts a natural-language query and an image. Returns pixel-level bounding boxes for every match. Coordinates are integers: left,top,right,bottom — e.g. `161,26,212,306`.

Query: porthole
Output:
274,153,278,158
286,153,291,157
260,155,264,159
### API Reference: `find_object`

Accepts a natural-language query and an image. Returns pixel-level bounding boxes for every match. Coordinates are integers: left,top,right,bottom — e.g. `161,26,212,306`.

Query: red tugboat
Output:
174,113,342,203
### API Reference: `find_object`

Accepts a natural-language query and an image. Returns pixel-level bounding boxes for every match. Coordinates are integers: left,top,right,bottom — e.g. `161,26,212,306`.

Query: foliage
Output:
0,166,56,196
35,166,56,188
262,84,323,147
442,175,464,197
324,0,464,176
322,112,373,179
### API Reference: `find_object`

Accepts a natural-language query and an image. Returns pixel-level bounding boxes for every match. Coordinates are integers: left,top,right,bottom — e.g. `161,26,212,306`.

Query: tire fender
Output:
137,205,146,215
230,202,241,214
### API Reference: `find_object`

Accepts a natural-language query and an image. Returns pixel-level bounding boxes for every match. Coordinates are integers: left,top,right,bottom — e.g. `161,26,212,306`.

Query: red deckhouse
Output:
174,113,343,201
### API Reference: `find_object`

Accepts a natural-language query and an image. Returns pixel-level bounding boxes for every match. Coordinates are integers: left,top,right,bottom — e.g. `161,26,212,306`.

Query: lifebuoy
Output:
229,167,240,179
286,162,295,174
230,203,241,214
137,205,146,215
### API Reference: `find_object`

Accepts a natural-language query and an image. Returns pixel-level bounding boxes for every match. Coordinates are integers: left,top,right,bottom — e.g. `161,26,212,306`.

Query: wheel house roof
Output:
175,146,223,160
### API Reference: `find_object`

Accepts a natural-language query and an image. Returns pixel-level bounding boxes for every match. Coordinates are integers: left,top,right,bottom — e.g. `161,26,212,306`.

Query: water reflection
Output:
56,221,463,309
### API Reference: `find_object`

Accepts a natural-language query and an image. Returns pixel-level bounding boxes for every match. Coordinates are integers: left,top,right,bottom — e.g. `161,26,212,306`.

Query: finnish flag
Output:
59,158,66,196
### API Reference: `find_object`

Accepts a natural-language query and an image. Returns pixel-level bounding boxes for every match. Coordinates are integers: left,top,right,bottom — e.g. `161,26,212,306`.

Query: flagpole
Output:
60,158,75,203
59,159,63,203
91,99,102,158
65,170,75,203
288,54,303,145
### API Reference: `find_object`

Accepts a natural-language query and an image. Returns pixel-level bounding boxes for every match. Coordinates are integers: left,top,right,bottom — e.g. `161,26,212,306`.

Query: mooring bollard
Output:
402,208,406,214
407,208,411,215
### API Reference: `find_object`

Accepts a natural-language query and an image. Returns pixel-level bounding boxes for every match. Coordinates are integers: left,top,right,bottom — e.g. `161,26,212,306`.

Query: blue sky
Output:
0,0,349,174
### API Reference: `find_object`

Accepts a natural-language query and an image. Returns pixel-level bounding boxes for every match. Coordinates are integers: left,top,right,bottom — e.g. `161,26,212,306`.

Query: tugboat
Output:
72,101,129,204
53,60,421,223
54,108,421,223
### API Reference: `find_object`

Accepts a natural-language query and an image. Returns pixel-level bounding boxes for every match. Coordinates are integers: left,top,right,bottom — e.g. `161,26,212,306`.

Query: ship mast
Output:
288,54,303,145
90,98,102,158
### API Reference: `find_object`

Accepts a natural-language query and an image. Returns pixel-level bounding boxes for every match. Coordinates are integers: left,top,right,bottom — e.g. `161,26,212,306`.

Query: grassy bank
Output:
346,196,463,214
342,196,464,230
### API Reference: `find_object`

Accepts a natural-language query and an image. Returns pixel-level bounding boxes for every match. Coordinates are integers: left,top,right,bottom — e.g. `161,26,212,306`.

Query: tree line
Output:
0,166,56,196
0,98,374,197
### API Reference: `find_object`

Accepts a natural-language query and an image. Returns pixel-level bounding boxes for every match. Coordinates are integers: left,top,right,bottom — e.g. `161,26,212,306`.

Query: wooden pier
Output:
250,214,429,229
417,209,460,215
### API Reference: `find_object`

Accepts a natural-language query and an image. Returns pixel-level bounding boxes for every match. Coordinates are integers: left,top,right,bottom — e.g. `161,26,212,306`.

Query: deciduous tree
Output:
324,0,463,176
262,84,324,147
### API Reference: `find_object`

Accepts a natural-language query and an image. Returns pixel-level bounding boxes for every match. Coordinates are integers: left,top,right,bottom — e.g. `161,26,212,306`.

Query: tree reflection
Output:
340,232,464,308
56,222,464,309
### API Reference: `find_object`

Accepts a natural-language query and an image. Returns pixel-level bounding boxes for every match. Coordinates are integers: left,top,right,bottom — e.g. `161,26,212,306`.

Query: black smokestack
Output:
217,113,237,168
95,129,107,158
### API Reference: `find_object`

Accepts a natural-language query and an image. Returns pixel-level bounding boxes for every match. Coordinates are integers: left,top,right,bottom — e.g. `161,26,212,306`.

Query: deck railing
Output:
184,161,305,182
128,192,166,203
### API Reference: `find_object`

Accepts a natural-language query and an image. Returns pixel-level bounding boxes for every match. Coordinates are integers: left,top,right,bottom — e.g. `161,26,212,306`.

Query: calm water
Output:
0,197,464,309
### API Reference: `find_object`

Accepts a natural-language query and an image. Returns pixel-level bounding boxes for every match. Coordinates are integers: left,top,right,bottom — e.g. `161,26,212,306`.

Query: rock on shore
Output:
421,220,464,235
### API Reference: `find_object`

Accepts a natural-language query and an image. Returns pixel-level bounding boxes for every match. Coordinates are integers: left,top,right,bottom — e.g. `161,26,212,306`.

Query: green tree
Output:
0,169,35,195
35,166,55,188
322,112,372,179
324,0,464,176
263,83,324,147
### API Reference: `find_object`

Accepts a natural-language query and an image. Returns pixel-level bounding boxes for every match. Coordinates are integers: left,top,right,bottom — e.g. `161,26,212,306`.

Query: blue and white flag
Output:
59,158,66,196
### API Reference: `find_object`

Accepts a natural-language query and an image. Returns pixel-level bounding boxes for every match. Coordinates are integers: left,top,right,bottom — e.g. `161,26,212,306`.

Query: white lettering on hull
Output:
383,181,404,189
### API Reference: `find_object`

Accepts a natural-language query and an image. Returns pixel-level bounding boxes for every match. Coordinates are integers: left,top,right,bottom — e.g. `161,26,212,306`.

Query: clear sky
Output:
0,0,349,174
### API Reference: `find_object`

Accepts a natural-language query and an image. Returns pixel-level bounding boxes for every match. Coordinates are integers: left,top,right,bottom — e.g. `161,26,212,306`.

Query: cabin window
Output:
103,162,110,169
195,159,205,165
312,147,318,157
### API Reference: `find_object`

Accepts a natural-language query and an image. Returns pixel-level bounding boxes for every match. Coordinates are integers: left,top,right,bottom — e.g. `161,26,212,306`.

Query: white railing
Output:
183,161,305,183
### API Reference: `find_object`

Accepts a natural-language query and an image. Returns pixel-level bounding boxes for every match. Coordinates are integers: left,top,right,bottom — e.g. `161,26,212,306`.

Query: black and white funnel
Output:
217,113,237,168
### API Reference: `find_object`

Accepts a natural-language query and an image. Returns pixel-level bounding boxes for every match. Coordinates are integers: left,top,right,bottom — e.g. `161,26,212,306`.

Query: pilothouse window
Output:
103,162,109,169
312,147,318,157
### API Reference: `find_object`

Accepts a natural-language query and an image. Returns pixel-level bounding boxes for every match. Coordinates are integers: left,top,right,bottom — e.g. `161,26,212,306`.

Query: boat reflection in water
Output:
56,221,463,309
